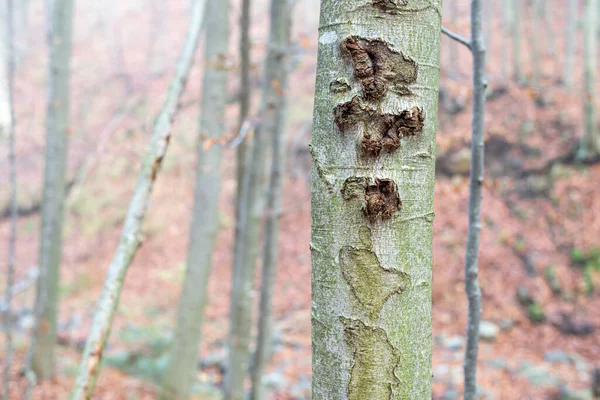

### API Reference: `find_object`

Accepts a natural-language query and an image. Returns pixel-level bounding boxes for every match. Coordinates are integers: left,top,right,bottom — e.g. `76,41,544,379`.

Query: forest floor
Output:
0,0,599,399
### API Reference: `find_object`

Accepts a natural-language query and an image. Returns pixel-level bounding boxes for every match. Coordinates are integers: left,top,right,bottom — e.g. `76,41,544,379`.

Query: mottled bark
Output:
577,0,599,159
463,0,486,398
159,0,230,398
31,0,74,380
250,1,292,399
311,1,442,399
563,0,577,87
69,1,207,398
1,1,16,398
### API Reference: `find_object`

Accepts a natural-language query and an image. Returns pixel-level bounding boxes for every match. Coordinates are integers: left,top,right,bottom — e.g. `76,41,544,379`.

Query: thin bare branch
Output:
442,26,472,51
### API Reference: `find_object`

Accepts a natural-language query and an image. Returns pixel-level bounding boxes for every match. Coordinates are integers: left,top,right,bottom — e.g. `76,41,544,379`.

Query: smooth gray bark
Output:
250,2,292,399
1,0,16,398
564,0,577,87
69,1,207,398
577,0,599,159
463,0,486,398
311,1,442,399
31,0,74,380
159,0,230,398
236,0,251,196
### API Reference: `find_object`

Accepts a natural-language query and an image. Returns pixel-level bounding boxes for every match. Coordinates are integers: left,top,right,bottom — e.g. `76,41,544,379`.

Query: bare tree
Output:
577,0,599,160
237,0,252,195
68,1,207,398
159,0,230,398
31,0,74,381
250,1,292,399
1,0,16,398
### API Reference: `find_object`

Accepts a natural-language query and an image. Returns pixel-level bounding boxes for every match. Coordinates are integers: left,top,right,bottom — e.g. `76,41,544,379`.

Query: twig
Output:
442,26,472,51
0,269,39,314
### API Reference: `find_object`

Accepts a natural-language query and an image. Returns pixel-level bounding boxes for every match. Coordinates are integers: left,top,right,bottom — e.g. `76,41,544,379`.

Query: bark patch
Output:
341,36,417,101
334,96,424,156
364,178,401,220
372,0,408,13
342,177,367,200
330,78,352,93
341,318,401,399
340,245,410,318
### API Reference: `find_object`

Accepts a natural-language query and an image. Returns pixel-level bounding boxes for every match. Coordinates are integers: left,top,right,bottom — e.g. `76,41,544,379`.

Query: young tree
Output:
531,0,542,84
310,1,442,398
250,1,292,399
577,0,599,160
1,0,16,398
513,0,523,83
237,0,251,192
31,0,74,380
159,0,230,398
69,1,207,398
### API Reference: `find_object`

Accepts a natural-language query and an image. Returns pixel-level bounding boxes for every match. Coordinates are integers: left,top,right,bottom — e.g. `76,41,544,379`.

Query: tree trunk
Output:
225,2,278,394
502,0,512,77
513,0,522,83
564,0,577,87
159,0,229,398
577,0,599,159
236,0,251,199
310,1,442,399
250,2,292,399
463,0,486,397
31,0,74,380
69,1,207,398
531,0,541,84
1,1,16,398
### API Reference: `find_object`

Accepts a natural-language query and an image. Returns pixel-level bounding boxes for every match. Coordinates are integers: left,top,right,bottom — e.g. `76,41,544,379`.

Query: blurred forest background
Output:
0,0,599,399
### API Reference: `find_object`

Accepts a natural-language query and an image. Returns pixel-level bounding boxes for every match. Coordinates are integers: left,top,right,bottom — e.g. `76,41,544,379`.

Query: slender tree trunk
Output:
159,0,230,398
236,0,251,198
513,0,523,83
577,0,599,159
31,0,74,380
225,3,277,394
564,0,577,87
1,1,16,398
249,2,292,399
531,0,541,84
502,0,512,78
463,0,486,398
311,1,442,398
69,2,207,398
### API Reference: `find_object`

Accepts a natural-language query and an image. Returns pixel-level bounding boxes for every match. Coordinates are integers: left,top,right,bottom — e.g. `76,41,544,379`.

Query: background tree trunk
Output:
463,0,487,397
159,0,230,398
310,1,442,398
577,0,599,159
31,0,74,380
236,0,251,199
564,0,577,87
513,0,522,83
1,0,16,398
69,1,207,398
531,0,541,84
250,1,292,399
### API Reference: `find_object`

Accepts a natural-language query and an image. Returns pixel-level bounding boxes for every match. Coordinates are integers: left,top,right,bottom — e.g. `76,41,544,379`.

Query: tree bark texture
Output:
31,0,74,380
69,1,207,398
159,0,230,398
310,1,442,399
250,1,292,399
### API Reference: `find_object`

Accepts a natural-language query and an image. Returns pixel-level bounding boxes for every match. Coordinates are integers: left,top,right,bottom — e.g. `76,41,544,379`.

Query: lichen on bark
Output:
340,245,410,318
342,318,401,399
